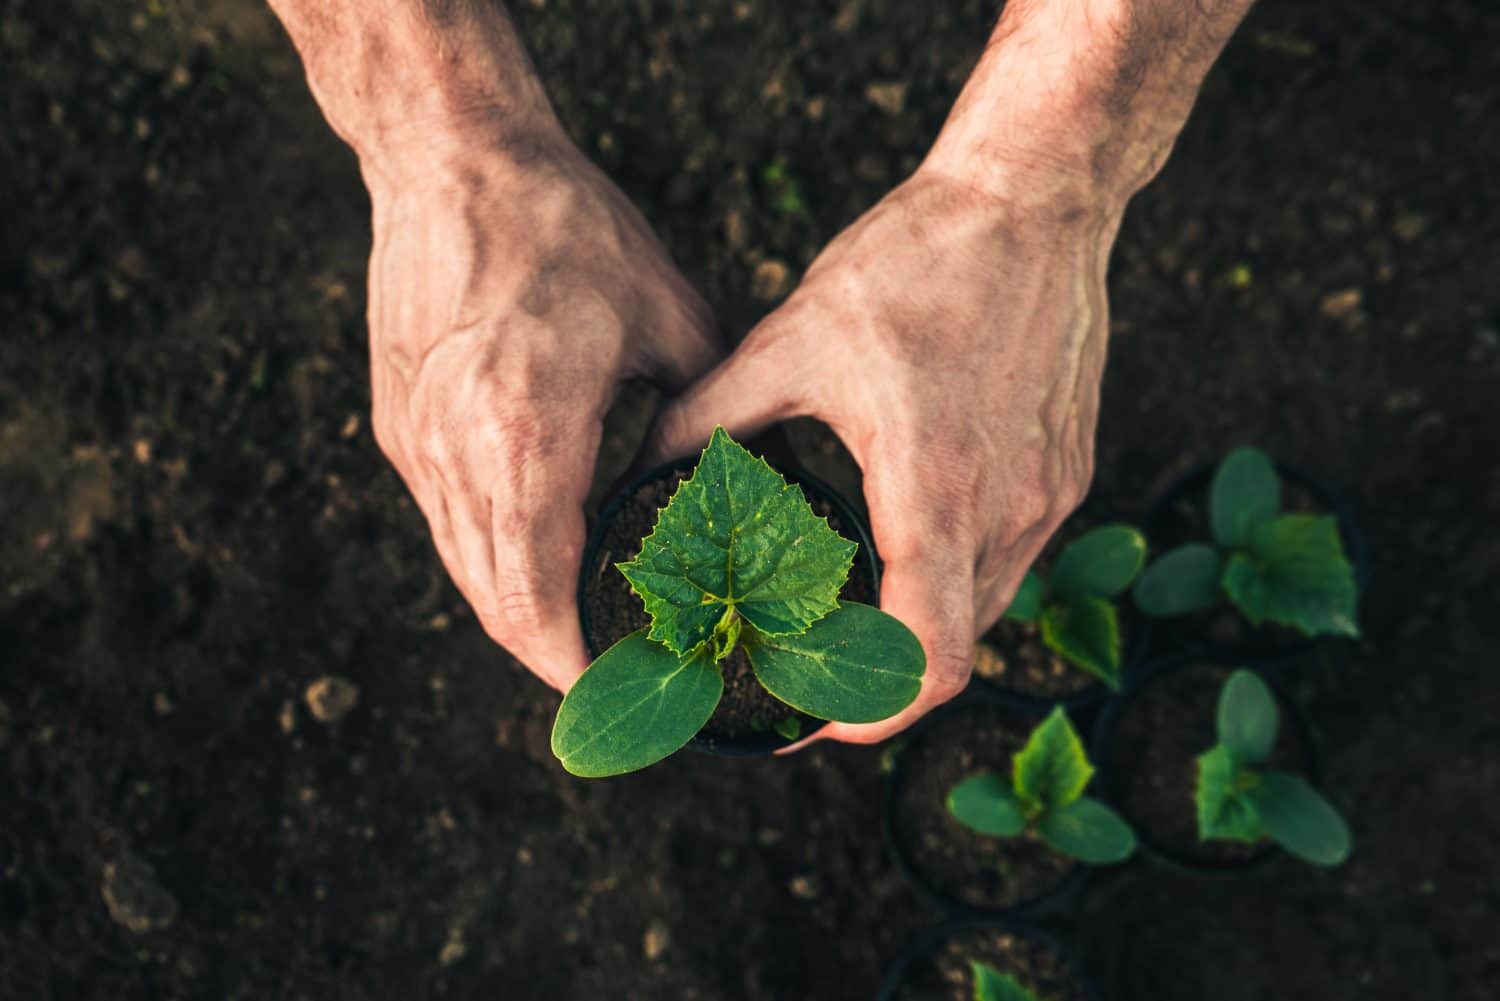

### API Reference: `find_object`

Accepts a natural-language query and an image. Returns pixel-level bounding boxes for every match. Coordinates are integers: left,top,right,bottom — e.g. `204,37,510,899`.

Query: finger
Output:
487,498,592,693
642,311,815,467
639,288,727,394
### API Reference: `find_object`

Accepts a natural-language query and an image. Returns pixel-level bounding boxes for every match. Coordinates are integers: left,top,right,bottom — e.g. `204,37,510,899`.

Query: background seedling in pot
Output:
946,707,1137,864
552,428,926,777
1001,524,1147,690
970,961,1045,1001
1195,669,1352,866
1133,447,1359,637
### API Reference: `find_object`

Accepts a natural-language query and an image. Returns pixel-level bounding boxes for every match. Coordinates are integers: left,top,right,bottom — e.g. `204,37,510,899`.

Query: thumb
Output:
643,317,809,467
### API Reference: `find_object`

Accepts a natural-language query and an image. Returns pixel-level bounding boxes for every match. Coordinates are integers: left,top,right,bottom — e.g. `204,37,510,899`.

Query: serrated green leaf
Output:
1132,544,1224,617
1195,744,1263,843
551,630,723,777
1222,514,1359,638
1013,707,1093,813
1038,593,1122,689
946,774,1026,837
1211,447,1281,548
1253,771,1352,867
1003,570,1046,623
1037,795,1137,864
618,427,856,656
972,962,1040,1001
746,601,924,723
1216,669,1278,764
1050,523,1147,598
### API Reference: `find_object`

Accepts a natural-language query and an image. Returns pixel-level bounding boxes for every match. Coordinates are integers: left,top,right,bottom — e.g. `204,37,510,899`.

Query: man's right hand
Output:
269,1,721,691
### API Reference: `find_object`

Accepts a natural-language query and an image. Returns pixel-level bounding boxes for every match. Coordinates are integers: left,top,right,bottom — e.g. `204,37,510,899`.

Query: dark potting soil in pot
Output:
1107,662,1310,864
1148,479,1333,656
890,926,1089,1001
973,511,1137,701
583,469,875,742
891,705,1077,912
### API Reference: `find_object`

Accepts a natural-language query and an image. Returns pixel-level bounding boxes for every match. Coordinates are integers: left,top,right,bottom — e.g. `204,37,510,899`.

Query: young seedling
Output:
551,428,926,777
946,707,1137,864
970,961,1044,1001
1195,669,1352,866
1133,447,1359,637
1002,524,1147,689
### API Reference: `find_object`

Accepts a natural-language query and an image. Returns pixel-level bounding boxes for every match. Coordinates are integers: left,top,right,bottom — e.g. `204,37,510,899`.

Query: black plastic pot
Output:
877,917,1101,1001
969,616,1152,723
577,454,881,757
1140,459,1368,667
1089,655,1321,874
880,688,1091,920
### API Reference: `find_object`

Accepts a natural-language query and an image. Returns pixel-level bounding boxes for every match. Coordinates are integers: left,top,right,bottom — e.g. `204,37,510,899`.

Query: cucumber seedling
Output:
946,707,1137,864
1196,669,1352,866
969,961,1044,1001
1002,524,1147,690
551,428,926,777
1133,447,1359,637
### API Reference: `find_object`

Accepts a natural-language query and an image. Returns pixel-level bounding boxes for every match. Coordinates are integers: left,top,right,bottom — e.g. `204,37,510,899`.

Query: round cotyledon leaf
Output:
746,601,924,724
551,629,723,778
1049,523,1148,598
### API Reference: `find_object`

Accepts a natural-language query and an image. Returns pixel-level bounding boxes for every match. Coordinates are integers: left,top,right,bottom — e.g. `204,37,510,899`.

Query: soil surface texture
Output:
1103,662,1311,866
890,703,1078,913
4,1,1498,999
583,467,875,744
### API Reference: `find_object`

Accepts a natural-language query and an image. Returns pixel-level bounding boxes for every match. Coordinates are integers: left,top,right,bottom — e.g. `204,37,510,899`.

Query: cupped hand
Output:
647,166,1123,743
366,129,720,691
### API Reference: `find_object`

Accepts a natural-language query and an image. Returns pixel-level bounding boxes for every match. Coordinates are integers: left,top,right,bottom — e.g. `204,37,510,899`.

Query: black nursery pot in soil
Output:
1142,460,1368,667
1091,656,1319,874
577,456,881,756
878,917,1099,1001
881,691,1089,920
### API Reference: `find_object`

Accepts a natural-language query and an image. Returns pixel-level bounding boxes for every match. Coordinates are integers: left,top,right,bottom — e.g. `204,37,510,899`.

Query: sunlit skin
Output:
268,0,1255,739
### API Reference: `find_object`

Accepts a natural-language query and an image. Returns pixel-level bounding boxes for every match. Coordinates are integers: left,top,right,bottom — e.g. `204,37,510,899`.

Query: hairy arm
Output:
651,0,1256,745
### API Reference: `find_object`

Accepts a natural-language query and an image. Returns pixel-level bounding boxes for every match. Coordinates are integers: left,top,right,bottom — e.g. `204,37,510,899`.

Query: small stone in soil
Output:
304,676,359,723
101,855,178,934
643,919,671,960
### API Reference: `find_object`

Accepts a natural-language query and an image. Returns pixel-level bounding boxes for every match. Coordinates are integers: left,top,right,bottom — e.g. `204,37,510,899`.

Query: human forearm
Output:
267,0,563,192
925,0,1255,215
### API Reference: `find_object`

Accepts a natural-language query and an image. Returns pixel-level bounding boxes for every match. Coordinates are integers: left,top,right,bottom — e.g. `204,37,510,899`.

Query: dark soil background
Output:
2,1,1497,999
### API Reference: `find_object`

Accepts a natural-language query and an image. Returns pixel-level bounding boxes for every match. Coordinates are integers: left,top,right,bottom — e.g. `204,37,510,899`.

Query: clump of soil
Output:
889,704,1078,913
1103,662,1311,866
890,924,1090,1001
1144,471,1354,659
582,467,875,744
973,511,1141,702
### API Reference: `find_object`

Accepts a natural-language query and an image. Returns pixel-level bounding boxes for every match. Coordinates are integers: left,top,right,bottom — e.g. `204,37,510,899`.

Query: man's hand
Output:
270,1,720,690
647,168,1114,741
648,0,1253,743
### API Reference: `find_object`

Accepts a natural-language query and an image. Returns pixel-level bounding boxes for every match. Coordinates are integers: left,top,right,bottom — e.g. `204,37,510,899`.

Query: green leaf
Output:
1194,745,1263,843
1216,669,1279,764
1211,447,1281,548
1221,514,1360,638
772,716,802,741
618,427,856,657
1037,796,1137,864
1013,707,1093,813
746,601,925,723
1002,570,1046,623
971,962,1040,1001
1038,593,1122,689
1049,523,1148,598
1132,544,1224,617
946,774,1026,837
551,630,723,778
1253,771,1352,867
